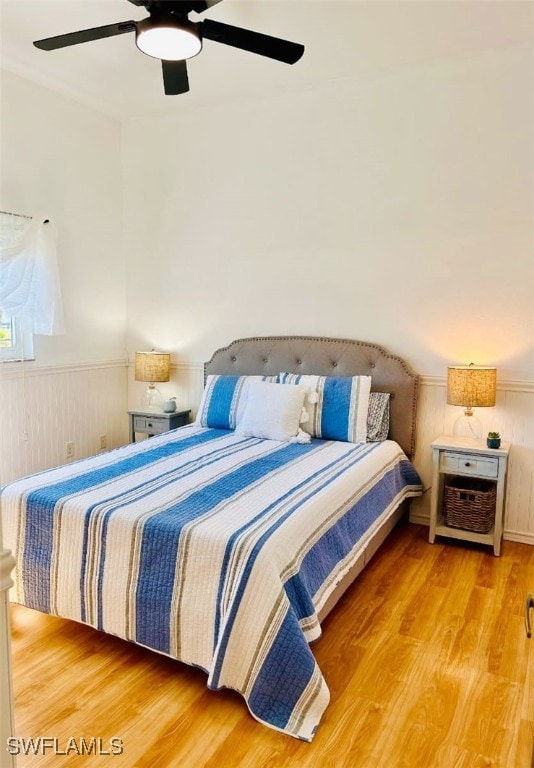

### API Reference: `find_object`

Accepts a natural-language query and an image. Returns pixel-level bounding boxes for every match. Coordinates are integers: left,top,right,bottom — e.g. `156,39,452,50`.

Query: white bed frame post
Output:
0,513,16,767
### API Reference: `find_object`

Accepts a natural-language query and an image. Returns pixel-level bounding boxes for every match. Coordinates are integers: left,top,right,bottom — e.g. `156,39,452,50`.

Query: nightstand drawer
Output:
133,415,166,433
128,409,191,443
440,452,499,478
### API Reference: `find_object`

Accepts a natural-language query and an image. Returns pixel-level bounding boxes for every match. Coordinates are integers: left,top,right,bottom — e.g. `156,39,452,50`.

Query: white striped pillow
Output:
278,373,371,443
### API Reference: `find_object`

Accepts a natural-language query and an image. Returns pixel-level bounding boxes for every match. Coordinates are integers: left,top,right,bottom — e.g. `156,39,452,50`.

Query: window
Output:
0,308,33,361
0,312,14,347
0,212,35,361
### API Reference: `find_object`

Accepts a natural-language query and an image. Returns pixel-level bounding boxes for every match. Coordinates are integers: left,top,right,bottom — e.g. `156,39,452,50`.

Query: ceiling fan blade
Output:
162,59,190,94
34,21,137,51
189,0,224,12
201,19,304,64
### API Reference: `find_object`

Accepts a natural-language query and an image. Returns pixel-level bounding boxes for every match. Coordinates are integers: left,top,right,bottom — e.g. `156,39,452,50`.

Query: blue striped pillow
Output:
278,373,372,443
195,375,277,429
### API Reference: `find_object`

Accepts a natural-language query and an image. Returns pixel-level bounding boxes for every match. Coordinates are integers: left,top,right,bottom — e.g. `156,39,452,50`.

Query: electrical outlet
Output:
100,434,107,450
66,441,75,460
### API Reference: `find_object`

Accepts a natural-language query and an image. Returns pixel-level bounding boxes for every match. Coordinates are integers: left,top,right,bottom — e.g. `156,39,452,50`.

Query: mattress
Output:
2,424,421,740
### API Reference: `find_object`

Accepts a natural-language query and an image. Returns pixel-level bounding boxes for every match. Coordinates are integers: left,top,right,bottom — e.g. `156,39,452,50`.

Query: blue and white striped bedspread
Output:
2,425,421,741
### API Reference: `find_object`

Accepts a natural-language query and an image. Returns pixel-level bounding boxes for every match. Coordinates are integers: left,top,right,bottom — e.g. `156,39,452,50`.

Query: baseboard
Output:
409,512,430,527
409,514,534,547
504,530,534,546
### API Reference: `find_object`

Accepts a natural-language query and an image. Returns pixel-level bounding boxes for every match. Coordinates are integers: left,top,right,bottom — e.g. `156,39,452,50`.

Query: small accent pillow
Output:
195,375,277,430
235,381,311,443
278,373,372,443
367,392,391,442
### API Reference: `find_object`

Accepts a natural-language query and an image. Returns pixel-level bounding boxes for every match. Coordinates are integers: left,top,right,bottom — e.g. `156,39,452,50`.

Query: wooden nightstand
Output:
128,409,191,443
429,436,510,556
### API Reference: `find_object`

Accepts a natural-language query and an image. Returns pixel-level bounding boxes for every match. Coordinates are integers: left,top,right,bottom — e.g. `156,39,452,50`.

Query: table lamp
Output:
135,350,170,411
447,363,497,439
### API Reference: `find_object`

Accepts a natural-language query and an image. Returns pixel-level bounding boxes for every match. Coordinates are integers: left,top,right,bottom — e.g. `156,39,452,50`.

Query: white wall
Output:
122,44,534,538
0,71,129,482
122,46,533,382
1,70,126,366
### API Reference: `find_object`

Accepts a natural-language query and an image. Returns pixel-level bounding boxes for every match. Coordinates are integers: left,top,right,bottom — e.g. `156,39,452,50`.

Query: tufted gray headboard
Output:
204,336,419,457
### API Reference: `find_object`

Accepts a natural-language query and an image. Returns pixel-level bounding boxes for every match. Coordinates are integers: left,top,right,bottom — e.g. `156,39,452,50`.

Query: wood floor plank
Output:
456,671,522,762
514,720,534,768
9,522,534,767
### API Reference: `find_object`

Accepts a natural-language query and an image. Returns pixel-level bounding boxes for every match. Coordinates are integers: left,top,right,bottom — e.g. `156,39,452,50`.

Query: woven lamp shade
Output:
447,365,496,408
135,351,171,383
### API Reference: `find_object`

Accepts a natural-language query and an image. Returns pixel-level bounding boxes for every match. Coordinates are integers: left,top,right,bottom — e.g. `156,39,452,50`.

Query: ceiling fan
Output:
33,0,305,95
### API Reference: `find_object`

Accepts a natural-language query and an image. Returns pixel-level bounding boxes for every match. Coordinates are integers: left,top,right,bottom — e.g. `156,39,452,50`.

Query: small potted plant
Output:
487,431,501,449
162,396,177,413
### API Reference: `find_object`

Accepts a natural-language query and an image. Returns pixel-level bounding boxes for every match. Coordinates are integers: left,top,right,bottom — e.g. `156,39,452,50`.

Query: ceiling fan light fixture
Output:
136,16,202,61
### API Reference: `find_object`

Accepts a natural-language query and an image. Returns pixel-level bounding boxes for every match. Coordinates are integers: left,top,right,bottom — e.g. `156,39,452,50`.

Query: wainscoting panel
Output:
0,361,128,486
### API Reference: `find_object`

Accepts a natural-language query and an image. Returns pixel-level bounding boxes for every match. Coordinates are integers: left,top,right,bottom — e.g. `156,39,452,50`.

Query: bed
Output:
2,336,421,741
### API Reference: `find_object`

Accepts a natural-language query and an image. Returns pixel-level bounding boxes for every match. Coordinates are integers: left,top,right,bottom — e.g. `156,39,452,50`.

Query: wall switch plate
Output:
66,441,75,460
100,434,107,450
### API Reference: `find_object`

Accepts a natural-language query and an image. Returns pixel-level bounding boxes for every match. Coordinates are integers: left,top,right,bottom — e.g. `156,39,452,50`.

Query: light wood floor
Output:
10,522,534,767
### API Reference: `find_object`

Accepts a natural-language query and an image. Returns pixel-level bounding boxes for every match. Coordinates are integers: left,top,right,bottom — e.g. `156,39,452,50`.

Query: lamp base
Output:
453,412,483,439
142,384,163,412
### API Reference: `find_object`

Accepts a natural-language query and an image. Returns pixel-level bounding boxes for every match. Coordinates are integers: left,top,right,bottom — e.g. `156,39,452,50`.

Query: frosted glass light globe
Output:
136,20,202,61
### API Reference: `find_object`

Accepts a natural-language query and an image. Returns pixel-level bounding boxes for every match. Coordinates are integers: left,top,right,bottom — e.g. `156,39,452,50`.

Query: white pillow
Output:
236,381,311,443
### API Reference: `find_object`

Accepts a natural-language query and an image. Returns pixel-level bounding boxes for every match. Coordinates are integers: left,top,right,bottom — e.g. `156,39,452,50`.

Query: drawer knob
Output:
464,461,471,467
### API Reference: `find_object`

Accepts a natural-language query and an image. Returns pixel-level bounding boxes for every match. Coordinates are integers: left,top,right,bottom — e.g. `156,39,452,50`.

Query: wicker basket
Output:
443,476,496,533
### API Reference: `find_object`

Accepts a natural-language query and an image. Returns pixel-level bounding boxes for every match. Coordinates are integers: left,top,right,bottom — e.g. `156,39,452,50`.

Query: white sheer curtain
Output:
0,215,65,335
